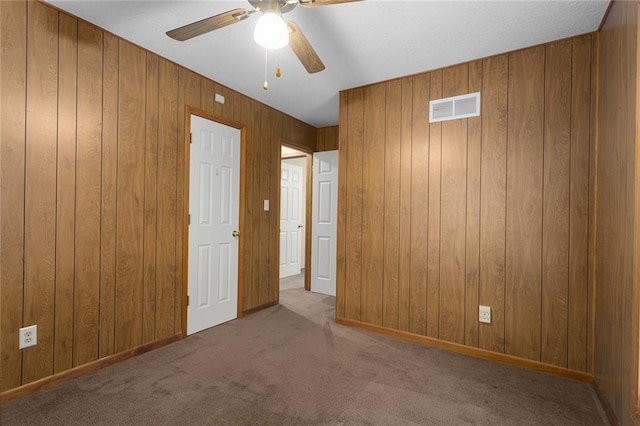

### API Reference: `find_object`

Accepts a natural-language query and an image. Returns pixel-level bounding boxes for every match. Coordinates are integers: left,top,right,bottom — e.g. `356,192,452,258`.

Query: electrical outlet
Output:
479,305,491,324
19,325,37,349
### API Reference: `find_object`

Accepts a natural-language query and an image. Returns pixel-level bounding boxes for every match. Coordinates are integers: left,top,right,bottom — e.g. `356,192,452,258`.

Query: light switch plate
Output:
214,93,225,104
264,200,269,211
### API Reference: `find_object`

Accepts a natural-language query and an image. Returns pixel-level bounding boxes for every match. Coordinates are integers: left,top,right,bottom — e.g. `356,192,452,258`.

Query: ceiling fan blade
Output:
287,21,325,74
166,8,251,41
300,0,362,8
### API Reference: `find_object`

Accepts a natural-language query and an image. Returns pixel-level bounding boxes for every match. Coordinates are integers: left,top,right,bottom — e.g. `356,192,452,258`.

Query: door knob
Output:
298,225,303,229
232,230,240,237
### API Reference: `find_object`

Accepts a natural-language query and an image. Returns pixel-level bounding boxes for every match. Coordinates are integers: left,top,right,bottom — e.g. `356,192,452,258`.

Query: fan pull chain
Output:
263,48,269,90
275,50,281,78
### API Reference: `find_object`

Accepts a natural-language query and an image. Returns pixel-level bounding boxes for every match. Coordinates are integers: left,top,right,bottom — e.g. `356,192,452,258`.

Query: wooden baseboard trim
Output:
243,301,277,316
0,333,182,406
335,317,593,383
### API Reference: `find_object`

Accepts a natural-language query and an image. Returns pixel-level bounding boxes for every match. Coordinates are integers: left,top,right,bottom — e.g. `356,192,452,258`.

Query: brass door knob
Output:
232,230,240,237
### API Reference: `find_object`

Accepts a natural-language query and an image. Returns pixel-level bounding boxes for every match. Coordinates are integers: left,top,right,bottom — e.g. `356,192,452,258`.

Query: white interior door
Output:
188,115,240,335
311,150,338,296
280,162,303,278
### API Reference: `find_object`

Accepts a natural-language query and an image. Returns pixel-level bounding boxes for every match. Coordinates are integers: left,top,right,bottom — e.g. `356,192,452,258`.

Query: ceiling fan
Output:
166,0,361,74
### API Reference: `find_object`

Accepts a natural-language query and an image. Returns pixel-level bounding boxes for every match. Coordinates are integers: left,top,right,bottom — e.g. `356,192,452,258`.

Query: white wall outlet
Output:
19,325,37,349
214,93,225,104
264,199,269,211
479,305,491,324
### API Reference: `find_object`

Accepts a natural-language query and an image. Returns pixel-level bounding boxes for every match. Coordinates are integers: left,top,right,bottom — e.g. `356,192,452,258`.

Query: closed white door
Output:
188,115,240,335
279,162,303,278
311,150,338,296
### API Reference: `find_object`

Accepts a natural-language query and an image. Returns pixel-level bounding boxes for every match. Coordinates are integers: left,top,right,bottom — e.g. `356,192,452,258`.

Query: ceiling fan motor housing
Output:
248,0,298,14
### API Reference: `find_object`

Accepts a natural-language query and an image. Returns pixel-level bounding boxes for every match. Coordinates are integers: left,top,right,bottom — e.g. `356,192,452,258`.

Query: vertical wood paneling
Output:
408,73,431,336
238,95,255,310
99,32,118,358
143,53,159,344
383,80,402,329
54,13,77,374
426,71,441,337
336,93,348,319
587,32,599,376
0,0,27,392
595,1,639,421
345,88,364,321
176,69,200,332
316,126,339,151
541,39,572,367
257,104,270,305
479,55,508,353
465,60,483,348
505,46,545,362
439,64,468,344
23,0,58,384
74,21,103,366
268,108,283,303
362,84,386,325
282,115,316,152
227,87,242,123
155,58,178,339
115,40,146,353
251,102,264,308
567,35,591,372
397,77,413,332
200,77,215,114
408,73,429,336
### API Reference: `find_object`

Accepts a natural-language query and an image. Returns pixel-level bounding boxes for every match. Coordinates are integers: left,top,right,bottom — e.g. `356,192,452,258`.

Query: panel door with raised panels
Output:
188,115,240,335
311,150,338,296
280,162,303,278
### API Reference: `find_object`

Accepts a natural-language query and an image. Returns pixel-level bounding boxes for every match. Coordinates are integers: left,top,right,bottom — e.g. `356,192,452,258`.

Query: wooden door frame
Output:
181,107,247,337
277,145,313,300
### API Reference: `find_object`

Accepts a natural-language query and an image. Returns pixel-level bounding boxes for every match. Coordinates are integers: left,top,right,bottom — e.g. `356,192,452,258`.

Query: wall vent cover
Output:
429,92,481,123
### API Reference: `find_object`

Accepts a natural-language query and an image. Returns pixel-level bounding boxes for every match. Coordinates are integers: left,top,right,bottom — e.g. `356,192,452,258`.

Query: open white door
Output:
311,150,338,296
280,162,304,278
188,115,240,335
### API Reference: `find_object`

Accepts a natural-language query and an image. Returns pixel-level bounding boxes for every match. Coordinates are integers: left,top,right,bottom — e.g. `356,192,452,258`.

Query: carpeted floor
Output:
1,273,608,425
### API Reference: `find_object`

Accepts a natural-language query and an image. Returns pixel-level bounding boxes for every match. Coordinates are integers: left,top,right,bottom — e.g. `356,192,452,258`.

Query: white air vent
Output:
429,92,481,123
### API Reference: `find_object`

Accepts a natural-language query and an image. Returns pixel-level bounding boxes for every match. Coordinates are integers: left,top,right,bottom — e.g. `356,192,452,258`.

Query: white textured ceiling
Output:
45,0,609,127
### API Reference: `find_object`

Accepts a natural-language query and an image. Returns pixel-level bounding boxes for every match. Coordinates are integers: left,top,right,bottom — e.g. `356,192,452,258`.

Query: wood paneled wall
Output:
316,126,339,151
0,0,315,393
595,1,640,423
336,34,596,372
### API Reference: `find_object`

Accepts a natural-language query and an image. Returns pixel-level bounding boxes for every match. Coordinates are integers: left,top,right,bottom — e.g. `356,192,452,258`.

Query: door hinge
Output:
188,214,191,225
190,133,192,144
187,295,189,306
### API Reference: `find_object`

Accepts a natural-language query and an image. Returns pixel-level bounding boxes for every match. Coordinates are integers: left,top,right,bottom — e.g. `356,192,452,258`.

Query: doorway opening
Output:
279,146,312,295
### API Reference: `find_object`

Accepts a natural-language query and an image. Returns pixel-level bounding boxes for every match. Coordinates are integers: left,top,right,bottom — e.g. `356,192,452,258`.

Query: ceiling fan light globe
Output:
254,12,289,49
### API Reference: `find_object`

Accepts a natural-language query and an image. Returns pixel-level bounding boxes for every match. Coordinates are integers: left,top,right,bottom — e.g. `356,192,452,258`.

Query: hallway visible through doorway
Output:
280,272,304,292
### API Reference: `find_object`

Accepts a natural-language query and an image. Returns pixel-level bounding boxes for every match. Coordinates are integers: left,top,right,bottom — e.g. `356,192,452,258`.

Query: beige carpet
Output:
1,274,608,425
